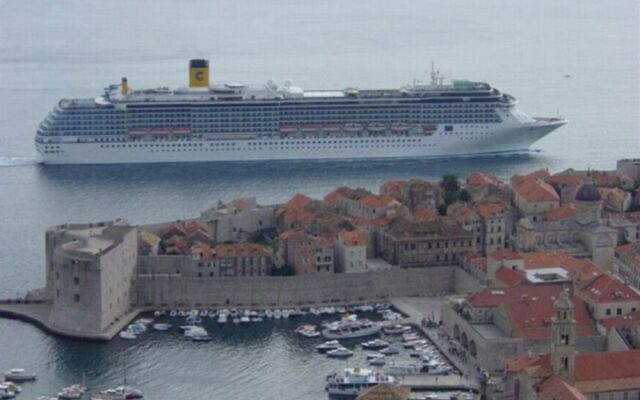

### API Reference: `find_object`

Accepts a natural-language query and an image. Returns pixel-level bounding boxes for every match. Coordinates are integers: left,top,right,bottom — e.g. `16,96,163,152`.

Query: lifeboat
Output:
345,123,363,132
323,124,341,132
367,122,387,132
391,122,410,132
128,128,147,136
279,124,299,133
172,127,191,134
150,127,170,135
301,124,322,133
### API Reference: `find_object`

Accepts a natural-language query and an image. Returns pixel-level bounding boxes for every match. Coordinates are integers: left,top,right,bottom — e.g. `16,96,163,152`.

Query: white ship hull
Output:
36,119,563,165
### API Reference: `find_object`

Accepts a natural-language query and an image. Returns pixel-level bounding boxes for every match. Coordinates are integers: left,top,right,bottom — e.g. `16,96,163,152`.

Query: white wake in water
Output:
0,156,38,167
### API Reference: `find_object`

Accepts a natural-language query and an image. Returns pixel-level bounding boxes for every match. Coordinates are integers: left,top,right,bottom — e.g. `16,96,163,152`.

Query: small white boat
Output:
380,347,400,356
152,323,172,331
57,383,87,399
385,362,425,375
281,310,290,319
361,339,390,350
251,317,263,323
273,310,282,319
136,318,153,325
0,384,16,400
365,352,384,360
96,386,143,399
232,317,240,324
0,383,19,394
265,310,274,318
169,310,177,317
153,310,162,318
326,347,354,358
217,314,228,325
368,357,386,366
383,324,411,335
119,331,137,340
240,316,250,325
316,340,341,353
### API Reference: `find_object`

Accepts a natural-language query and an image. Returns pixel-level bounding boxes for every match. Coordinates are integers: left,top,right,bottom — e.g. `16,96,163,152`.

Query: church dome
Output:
575,182,601,202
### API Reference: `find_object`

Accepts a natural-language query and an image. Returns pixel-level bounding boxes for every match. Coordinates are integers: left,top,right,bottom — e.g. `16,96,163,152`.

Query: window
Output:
606,308,611,316
74,294,80,303
73,277,79,285
617,308,622,315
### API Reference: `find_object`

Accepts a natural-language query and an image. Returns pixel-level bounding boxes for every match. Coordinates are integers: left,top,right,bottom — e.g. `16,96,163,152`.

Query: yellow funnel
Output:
189,59,210,88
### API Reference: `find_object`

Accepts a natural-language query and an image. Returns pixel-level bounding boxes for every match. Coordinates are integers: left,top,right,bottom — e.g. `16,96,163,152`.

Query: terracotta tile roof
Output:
414,208,436,222
190,242,214,260
468,285,597,338
323,190,338,204
575,377,640,394
184,220,207,235
282,193,312,211
519,252,602,281
544,203,576,221
513,177,560,203
505,353,550,373
384,216,472,239
338,230,367,246
495,266,525,286
214,243,271,258
546,173,584,187
336,186,373,201
536,375,587,400
467,172,504,187
511,169,551,186
575,350,640,381
449,206,478,224
579,273,640,303
599,309,640,331
488,248,521,261
379,180,408,197
230,198,252,210
472,201,508,218
591,171,620,188
350,215,392,227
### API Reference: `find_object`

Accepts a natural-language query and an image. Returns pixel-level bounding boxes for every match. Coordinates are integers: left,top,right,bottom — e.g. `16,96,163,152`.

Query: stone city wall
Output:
132,266,454,308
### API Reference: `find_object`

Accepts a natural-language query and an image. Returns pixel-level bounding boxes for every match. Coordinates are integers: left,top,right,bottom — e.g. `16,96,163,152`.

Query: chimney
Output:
120,77,129,95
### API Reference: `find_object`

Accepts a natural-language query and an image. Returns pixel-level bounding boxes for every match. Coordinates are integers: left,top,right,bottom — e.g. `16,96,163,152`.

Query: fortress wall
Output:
132,266,454,308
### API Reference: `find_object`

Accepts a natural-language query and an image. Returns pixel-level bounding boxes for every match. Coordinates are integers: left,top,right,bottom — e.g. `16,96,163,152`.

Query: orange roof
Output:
323,190,338,204
214,243,271,258
338,230,367,246
488,248,521,261
510,169,551,186
350,215,392,227
579,273,640,303
495,266,525,286
536,376,587,400
414,208,436,222
513,177,560,202
505,353,550,373
544,203,576,221
467,172,504,187
547,174,584,186
519,252,602,281
190,242,214,260
468,285,597,338
379,180,408,197
576,350,640,381
283,193,312,211
230,198,252,210
472,201,507,218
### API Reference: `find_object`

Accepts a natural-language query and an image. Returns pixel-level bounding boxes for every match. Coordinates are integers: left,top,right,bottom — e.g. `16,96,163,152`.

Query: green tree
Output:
441,174,460,193
459,189,471,203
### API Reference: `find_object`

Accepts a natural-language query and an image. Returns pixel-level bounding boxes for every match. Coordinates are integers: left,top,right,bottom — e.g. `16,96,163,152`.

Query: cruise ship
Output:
35,60,565,165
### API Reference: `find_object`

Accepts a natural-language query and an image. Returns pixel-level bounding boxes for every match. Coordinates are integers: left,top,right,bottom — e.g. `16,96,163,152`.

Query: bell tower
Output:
551,289,576,384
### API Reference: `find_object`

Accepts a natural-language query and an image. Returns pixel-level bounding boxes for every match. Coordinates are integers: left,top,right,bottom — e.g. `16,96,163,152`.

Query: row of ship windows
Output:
95,138,428,149
97,143,441,152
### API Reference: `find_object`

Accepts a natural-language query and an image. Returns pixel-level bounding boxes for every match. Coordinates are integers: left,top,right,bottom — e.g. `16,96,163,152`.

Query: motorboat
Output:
0,383,19,394
322,317,382,340
240,316,250,325
273,309,282,319
127,323,146,335
265,309,274,318
404,339,428,349
135,318,153,326
232,317,240,324
95,385,143,399
217,313,228,325
326,368,396,396
281,309,290,319
365,352,385,360
383,324,412,335
169,310,177,317
58,383,87,399
402,332,420,342
368,357,386,366
361,339,390,350
152,323,172,331
3,368,36,382
251,317,263,323
316,340,341,353
0,384,16,400
380,347,400,356
119,331,137,340
326,347,354,358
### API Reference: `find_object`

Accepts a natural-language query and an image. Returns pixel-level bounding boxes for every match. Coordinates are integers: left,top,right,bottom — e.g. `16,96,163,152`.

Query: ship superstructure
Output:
35,59,565,164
